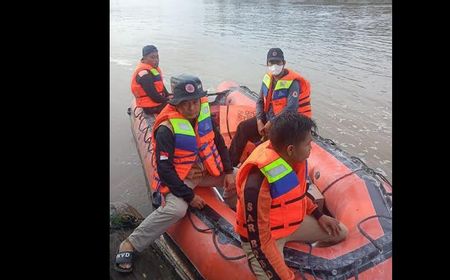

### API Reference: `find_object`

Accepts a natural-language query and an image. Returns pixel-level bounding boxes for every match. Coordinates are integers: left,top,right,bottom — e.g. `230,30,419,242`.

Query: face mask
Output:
268,64,283,76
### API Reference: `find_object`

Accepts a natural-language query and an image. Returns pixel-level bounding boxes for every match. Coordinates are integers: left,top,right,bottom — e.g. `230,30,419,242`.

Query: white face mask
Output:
268,64,283,76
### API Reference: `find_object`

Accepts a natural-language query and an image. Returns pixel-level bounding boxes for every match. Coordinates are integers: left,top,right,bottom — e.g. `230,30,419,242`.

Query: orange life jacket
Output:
235,141,309,240
261,69,312,118
151,97,224,194
131,62,165,108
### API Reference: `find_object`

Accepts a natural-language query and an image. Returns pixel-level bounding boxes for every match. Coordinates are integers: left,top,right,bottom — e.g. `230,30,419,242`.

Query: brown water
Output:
111,0,391,201
110,2,391,276
110,0,391,277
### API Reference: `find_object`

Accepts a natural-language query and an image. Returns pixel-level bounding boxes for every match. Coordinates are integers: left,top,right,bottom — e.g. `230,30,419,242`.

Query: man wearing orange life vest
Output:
114,75,237,273
235,112,348,280
130,45,170,115
229,48,312,167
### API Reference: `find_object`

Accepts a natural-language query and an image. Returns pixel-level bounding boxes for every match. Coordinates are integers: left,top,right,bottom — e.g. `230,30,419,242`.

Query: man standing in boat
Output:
130,45,170,115
115,75,237,273
229,48,312,167
235,112,347,280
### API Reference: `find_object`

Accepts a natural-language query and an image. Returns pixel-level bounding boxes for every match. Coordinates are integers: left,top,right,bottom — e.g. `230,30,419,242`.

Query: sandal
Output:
114,250,134,273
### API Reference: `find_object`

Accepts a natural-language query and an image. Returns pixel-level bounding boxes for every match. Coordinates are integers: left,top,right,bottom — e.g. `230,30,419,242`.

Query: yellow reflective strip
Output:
198,102,211,122
150,68,160,76
274,79,293,91
262,74,271,88
260,157,293,183
169,118,195,136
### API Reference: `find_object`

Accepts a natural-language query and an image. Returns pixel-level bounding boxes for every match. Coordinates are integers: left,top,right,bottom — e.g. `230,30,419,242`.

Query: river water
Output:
110,0,392,227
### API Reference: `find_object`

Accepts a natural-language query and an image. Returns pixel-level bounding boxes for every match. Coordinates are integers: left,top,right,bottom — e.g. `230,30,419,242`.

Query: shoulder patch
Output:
138,70,149,77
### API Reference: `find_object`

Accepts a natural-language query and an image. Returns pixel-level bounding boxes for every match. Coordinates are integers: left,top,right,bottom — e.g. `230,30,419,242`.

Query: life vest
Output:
261,69,312,118
131,62,165,108
235,141,309,240
151,97,224,194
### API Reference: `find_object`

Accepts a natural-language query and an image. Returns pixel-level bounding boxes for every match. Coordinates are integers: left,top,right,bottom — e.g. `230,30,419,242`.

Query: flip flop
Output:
114,250,134,273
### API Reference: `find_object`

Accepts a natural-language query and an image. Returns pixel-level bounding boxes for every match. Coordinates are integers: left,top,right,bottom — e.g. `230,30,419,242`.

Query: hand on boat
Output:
257,119,266,136
318,215,342,237
189,194,206,209
223,173,236,194
263,121,272,135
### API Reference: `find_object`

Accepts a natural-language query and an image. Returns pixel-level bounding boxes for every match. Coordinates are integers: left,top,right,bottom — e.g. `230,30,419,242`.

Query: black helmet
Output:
169,74,207,105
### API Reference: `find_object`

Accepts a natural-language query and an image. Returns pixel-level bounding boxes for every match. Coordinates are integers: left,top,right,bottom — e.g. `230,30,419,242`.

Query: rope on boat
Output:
187,210,246,261
288,241,318,280
321,168,363,195
357,215,392,253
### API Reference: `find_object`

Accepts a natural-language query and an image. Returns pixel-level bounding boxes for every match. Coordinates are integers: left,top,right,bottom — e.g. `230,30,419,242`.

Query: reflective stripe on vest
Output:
261,74,271,97
169,118,198,153
260,157,299,199
197,101,213,136
273,79,293,100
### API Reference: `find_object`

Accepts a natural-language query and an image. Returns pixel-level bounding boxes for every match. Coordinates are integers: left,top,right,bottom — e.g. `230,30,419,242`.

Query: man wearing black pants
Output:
229,47,312,167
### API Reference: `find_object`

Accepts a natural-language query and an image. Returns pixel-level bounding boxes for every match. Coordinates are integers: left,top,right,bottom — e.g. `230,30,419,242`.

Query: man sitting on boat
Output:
229,48,312,167
115,75,237,273
130,45,170,115
235,111,347,280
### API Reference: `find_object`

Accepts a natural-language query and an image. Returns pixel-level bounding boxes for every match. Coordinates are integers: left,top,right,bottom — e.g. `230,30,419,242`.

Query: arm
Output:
306,195,323,220
137,72,169,103
155,126,194,203
243,167,295,280
212,121,233,174
256,88,266,122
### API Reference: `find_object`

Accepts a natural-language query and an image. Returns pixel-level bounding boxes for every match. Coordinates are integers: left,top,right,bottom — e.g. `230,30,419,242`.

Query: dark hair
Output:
269,111,317,152
142,45,158,57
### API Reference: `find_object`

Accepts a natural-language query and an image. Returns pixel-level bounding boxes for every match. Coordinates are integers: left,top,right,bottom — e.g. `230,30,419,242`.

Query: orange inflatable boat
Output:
128,81,392,280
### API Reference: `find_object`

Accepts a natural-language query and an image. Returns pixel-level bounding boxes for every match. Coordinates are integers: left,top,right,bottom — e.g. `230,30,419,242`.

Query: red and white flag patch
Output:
138,70,148,77
159,151,169,160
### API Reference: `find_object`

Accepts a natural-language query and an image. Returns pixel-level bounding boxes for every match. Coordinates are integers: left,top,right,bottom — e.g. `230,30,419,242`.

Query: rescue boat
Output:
127,81,392,280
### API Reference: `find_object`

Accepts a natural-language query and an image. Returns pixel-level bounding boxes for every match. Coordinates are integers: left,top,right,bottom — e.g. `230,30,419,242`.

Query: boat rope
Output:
288,241,318,280
187,210,246,261
129,107,155,152
133,106,144,120
307,243,319,280
353,262,360,280
226,103,233,141
321,168,363,195
187,209,213,233
211,228,246,261
143,126,151,143
357,215,392,253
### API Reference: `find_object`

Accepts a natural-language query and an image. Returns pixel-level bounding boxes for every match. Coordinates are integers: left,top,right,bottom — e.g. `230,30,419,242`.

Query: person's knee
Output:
164,202,188,220
172,205,188,219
